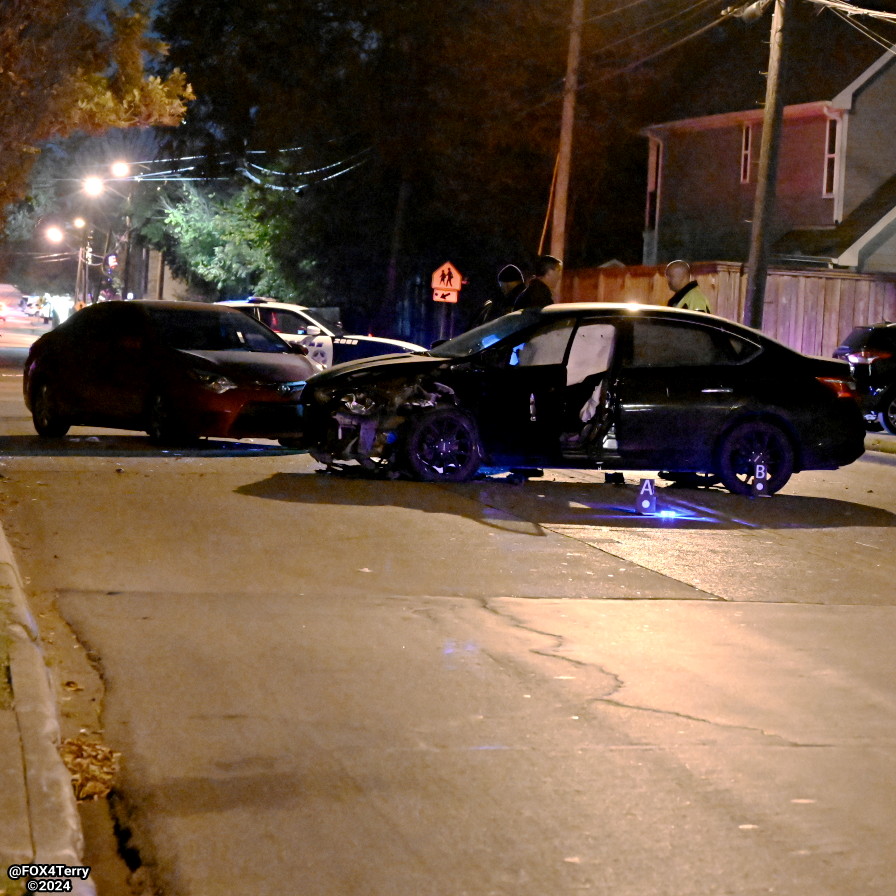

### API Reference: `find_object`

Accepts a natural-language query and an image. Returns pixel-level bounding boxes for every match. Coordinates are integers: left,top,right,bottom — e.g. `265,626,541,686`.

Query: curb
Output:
865,432,896,456
0,525,96,896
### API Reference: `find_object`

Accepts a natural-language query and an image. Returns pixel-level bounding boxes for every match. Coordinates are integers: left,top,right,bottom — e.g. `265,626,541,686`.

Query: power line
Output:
514,3,731,117
577,6,733,94
584,0,656,26
807,0,896,21
586,0,724,63
831,7,896,50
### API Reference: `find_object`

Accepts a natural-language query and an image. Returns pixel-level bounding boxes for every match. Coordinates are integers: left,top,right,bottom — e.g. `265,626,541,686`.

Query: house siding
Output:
842,59,896,220
776,117,835,227
653,113,834,264
656,126,753,262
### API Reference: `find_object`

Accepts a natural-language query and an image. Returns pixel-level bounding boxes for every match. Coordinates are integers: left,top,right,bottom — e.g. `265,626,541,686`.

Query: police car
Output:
219,298,425,368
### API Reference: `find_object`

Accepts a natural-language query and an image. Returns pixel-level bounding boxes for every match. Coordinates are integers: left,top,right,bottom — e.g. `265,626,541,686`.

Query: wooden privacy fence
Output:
564,262,896,358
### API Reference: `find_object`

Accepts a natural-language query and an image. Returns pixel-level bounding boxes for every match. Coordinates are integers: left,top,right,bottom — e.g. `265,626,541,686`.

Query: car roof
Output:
131,299,245,313
539,302,759,330
542,301,717,318
220,298,312,312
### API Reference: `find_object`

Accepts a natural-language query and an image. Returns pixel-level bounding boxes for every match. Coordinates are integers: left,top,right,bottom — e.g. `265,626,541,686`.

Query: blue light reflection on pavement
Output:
597,505,720,524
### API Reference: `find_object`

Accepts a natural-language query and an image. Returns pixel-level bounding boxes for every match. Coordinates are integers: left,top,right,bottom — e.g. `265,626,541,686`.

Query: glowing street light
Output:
83,175,105,197
110,160,131,179
45,225,65,244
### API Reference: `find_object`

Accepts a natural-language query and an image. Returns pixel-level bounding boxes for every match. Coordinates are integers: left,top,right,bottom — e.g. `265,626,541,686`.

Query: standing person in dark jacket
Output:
512,255,563,310
471,264,525,327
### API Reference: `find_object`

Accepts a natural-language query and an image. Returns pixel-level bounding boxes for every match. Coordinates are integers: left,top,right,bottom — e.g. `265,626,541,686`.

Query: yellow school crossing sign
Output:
431,262,462,303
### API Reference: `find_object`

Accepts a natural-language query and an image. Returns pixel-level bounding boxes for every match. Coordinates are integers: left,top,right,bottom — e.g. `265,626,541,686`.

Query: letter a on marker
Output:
637,477,656,514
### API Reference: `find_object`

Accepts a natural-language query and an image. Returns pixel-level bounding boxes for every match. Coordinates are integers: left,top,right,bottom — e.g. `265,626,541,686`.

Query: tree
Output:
0,0,193,218
158,183,316,301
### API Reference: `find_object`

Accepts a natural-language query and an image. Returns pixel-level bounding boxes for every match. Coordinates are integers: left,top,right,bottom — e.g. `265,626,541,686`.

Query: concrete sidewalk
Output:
0,524,95,896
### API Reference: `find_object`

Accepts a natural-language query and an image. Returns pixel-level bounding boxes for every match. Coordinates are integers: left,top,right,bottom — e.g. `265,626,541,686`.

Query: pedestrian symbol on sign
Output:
431,262,462,305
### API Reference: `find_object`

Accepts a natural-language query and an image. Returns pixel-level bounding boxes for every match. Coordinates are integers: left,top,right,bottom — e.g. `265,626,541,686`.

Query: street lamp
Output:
81,161,139,300
82,175,105,197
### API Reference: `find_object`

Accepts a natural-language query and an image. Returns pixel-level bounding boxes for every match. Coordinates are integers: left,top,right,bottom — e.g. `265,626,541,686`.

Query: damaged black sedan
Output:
295,304,865,495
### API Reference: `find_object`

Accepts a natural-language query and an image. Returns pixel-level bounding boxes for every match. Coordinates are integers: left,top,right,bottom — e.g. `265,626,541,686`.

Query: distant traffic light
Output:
104,253,119,272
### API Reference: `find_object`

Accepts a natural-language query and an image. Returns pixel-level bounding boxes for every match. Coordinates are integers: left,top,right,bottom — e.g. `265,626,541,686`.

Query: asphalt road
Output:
1,318,895,896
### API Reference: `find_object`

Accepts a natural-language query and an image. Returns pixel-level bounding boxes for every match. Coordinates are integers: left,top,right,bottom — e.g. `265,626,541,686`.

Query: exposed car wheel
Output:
146,392,195,446
716,420,794,496
31,381,70,438
877,389,896,435
403,408,482,482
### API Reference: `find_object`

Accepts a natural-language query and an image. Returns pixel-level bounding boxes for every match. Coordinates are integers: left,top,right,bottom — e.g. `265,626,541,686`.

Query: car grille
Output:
232,401,304,436
248,380,306,398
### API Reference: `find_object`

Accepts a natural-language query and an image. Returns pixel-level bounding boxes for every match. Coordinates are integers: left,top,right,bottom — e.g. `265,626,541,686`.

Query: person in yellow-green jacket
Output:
665,260,711,312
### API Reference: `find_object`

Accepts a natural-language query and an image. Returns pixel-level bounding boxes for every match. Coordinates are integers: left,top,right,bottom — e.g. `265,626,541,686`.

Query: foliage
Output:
151,0,888,329
161,184,311,301
0,0,193,218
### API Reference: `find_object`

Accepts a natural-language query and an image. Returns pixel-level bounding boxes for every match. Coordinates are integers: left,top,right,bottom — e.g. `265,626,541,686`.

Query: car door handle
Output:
701,387,734,394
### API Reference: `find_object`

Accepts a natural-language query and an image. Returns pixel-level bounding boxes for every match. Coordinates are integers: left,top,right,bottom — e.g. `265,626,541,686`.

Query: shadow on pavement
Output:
0,433,298,458
236,471,896,532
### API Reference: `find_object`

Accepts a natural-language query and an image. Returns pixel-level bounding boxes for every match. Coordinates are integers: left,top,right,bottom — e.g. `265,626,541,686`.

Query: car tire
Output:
716,419,794,496
402,408,482,482
31,380,71,438
877,388,896,435
146,392,194,447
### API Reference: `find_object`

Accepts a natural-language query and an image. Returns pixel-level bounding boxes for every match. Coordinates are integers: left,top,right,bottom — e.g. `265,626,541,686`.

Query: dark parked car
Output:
220,298,425,367
24,300,323,444
833,321,896,434
296,304,865,495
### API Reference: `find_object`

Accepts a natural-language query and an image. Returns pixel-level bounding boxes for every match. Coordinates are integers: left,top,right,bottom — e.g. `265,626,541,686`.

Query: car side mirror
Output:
291,343,309,356
431,338,447,349
304,325,322,337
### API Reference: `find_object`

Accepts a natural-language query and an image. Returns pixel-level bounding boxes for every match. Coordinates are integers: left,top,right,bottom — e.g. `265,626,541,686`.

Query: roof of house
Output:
775,174,896,262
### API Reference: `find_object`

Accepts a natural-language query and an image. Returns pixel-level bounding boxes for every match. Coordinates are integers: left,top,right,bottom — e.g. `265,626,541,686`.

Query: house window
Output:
740,124,752,184
824,118,838,197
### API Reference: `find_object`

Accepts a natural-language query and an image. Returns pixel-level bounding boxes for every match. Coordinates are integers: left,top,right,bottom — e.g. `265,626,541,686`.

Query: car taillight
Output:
844,349,892,365
816,376,857,399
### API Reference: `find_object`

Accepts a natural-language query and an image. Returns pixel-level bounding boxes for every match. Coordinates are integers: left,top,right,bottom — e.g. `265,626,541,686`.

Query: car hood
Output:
307,351,449,385
179,349,323,382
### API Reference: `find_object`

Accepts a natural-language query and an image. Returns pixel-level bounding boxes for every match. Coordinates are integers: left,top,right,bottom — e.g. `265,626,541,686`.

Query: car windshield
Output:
146,307,292,353
430,309,543,358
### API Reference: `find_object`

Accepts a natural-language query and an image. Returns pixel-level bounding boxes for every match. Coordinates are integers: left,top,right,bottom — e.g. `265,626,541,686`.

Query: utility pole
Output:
550,0,586,262
743,0,794,329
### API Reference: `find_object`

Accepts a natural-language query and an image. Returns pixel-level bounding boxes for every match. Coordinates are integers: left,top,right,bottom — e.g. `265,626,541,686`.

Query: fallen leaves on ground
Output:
60,736,121,800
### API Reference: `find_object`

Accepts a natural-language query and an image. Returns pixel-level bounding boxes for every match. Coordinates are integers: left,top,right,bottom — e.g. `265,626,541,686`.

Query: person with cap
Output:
471,264,526,327
512,254,563,311
665,260,711,312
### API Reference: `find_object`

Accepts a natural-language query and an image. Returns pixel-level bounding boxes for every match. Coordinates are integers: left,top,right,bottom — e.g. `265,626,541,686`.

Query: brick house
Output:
641,45,896,273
